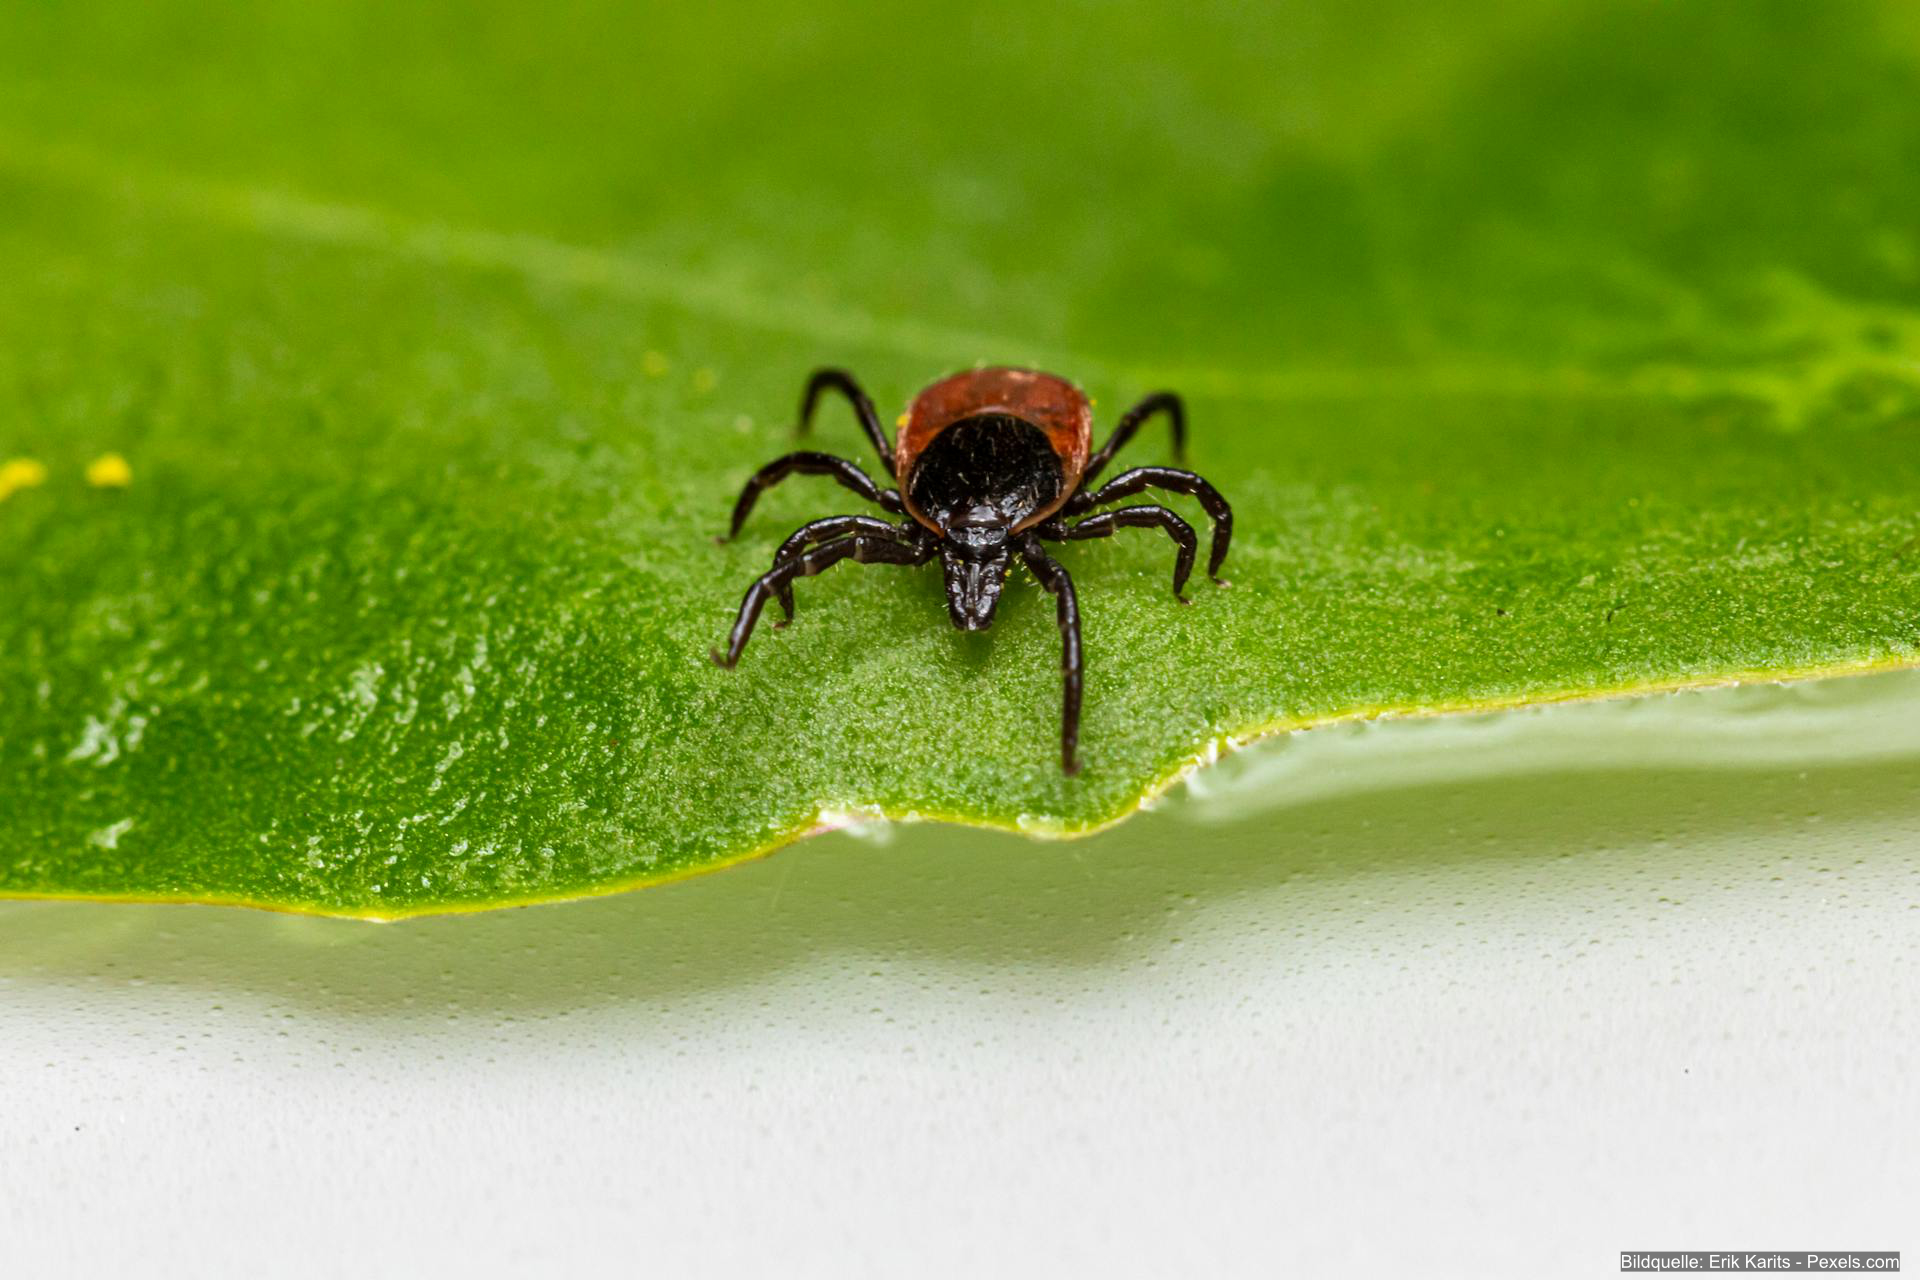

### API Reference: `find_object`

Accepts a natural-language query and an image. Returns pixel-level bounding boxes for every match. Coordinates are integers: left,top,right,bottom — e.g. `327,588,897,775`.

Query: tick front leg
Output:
711,534,932,669
1019,536,1085,776
768,515,921,623
799,368,896,477
1054,505,1197,601
1084,391,1185,485
720,451,906,541
1067,466,1232,583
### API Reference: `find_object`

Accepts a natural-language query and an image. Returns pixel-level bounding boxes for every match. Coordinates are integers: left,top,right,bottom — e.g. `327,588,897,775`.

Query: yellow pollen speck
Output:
692,367,717,393
641,351,670,377
895,412,910,429
0,457,49,502
86,453,133,489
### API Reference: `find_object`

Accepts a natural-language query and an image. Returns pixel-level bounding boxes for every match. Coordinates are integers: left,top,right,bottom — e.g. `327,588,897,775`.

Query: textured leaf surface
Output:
3,0,1919,915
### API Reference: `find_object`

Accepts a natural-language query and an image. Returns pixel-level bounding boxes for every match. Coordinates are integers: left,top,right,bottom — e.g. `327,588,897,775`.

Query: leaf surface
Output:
2,0,1918,914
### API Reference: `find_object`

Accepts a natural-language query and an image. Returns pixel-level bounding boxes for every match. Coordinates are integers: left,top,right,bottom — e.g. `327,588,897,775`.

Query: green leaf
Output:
3,0,1918,917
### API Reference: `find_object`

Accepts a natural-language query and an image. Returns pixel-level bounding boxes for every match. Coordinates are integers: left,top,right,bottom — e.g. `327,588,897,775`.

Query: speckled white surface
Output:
4,676,1917,1278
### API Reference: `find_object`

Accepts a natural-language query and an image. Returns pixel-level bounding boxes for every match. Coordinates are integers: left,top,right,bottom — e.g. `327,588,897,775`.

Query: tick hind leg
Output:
766,515,915,622
1084,391,1184,485
1046,505,1197,601
711,533,933,669
1019,535,1085,776
1068,465,1232,583
720,451,905,541
799,368,896,477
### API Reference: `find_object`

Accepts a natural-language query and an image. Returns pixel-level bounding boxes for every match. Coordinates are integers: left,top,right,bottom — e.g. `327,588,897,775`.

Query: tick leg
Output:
800,368,896,477
1019,535,1085,776
1066,466,1232,583
721,452,905,541
712,534,932,669
1054,505,1197,602
768,515,919,622
1084,391,1184,485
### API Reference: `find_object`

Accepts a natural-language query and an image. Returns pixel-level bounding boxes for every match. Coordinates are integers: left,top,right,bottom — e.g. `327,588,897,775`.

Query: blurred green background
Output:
10,0,1920,376
2,0,1918,913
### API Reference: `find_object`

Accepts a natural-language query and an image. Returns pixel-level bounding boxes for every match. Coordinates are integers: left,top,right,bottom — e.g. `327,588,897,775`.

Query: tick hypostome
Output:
712,366,1233,775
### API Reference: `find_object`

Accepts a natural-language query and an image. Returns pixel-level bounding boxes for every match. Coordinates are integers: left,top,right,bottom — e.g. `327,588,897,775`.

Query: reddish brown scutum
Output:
895,367,1092,534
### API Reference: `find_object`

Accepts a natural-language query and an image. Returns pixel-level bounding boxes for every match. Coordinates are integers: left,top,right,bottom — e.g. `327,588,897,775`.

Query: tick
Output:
712,366,1232,774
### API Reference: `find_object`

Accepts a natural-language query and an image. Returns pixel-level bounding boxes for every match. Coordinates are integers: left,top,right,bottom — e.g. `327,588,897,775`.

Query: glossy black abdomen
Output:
906,414,1064,536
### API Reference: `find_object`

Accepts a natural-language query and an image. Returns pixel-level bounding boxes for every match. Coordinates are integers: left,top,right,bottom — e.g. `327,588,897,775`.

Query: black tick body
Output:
713,367,1233,775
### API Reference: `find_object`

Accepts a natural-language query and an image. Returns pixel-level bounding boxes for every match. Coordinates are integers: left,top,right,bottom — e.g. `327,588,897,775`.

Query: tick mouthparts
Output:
941,550,1006,631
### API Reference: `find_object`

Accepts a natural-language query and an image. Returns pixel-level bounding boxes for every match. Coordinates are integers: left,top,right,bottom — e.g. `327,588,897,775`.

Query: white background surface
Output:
4,675,1917,1278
